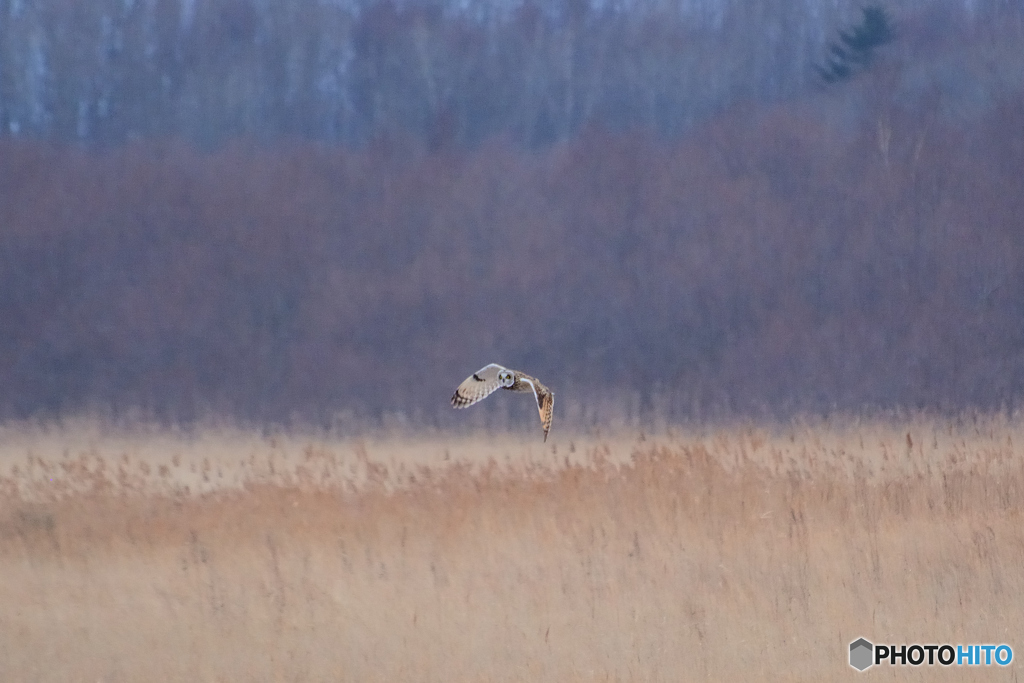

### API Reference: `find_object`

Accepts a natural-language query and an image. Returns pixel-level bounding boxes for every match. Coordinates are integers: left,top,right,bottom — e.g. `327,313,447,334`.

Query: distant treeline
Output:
2,71,1023,424
0,0,1022,146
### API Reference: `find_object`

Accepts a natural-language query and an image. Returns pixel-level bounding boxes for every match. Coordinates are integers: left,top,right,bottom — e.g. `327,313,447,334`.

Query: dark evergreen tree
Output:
817,6,894,84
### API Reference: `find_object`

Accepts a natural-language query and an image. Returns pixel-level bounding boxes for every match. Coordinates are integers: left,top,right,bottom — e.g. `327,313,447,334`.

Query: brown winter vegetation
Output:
1,416,1022,681
2,79,1024,422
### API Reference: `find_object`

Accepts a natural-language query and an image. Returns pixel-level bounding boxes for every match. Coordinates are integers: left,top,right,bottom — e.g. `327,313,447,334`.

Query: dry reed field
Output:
0,416,1022,682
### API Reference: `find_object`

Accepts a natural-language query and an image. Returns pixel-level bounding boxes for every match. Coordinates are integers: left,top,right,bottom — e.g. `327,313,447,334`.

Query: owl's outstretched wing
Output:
451,363,507,408
518,375,554,441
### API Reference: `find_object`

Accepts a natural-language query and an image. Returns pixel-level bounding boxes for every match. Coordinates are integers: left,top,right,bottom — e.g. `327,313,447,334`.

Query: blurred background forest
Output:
0,0,1023,425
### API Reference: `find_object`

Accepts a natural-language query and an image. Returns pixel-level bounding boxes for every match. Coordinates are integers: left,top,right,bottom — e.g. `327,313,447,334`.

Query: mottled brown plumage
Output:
451,363,555,441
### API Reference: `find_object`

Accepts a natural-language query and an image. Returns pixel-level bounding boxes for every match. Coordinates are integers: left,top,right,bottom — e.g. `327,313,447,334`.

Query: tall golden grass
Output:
1,416,1021,681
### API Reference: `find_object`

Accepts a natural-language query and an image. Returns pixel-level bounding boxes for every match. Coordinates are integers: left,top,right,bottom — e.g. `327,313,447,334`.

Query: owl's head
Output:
498,370,515,387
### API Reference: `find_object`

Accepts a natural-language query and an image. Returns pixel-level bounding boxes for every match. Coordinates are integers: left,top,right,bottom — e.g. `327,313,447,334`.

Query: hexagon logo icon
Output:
850,638,874,671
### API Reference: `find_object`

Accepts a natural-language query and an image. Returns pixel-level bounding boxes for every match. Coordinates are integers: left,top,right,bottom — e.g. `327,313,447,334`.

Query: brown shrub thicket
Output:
0,418,1021,680
1,81,1023,422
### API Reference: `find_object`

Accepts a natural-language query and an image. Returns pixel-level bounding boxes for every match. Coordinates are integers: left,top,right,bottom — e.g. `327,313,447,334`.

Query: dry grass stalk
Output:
0,416,1021,681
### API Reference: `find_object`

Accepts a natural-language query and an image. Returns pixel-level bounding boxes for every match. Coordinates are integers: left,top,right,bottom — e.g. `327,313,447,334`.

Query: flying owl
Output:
451,363,555,441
